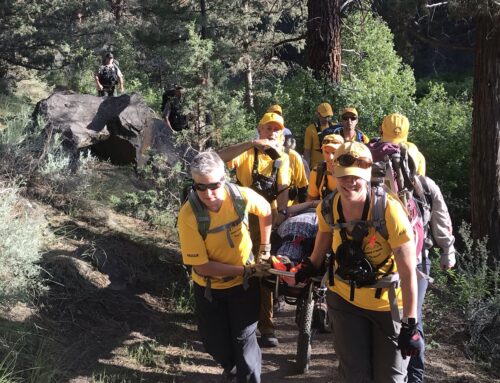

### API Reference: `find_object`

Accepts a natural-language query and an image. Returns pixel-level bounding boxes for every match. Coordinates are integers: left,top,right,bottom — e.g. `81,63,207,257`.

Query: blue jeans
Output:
408,259,431,383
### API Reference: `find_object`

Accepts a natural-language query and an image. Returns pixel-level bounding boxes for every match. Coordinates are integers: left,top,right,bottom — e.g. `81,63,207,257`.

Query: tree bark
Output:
471,13,500,261
305,0,342,83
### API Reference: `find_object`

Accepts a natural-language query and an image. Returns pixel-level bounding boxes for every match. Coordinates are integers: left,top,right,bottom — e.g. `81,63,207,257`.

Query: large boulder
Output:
34,91,180,167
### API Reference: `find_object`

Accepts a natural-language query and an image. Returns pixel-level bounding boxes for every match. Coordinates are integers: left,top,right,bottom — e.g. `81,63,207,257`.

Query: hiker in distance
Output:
94,52,124,97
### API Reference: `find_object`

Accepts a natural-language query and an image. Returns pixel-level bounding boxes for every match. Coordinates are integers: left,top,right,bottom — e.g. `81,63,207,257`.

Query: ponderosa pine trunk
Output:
471,13,500,261
305,0,342,83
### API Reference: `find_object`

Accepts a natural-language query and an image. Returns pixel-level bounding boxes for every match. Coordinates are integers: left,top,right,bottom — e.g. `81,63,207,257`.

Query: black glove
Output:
397,321,424,359
295,258,320,284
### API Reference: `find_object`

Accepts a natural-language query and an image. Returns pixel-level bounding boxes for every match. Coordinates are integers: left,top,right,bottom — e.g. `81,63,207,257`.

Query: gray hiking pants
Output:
408,260,431,383
194,279,261,383
327,291,408,383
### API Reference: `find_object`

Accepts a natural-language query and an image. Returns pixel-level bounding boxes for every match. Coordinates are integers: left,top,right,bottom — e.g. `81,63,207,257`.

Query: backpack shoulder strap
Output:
226,182,248,224
371,185,388,240
315,161,327,190
187,189,210,240
252,147,259,177
321,189,338,228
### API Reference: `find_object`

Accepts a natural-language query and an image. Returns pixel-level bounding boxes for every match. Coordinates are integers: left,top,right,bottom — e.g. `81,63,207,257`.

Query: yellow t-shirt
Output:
317,191,413,311
178,186,270,289
307,165,337,200
288,149,308,189
227,148,290,208
303,123,329,169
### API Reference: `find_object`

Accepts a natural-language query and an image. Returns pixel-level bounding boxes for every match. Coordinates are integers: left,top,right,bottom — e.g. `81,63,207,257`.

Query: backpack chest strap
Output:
206,216,246,248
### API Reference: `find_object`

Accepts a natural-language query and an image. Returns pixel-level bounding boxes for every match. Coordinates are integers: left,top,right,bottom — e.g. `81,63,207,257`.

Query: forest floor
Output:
2,165,499,383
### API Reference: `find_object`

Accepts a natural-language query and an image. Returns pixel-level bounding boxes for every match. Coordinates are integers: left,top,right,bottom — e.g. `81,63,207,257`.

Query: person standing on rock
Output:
177,151,273,383
95,52,124,97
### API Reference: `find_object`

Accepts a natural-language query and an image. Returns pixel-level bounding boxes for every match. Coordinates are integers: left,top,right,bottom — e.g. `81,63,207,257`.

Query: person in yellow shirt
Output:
177,151,272,383
296,141,422,382
330,107,369,144
303,102,338,170
307,134,344,201
218,112,290,348
283,130,309,204
380,113,426,176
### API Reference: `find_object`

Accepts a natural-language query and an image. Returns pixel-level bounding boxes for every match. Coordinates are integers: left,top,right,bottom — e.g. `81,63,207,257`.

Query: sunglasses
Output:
342,116,357,121
193,177,225,191
336,154,372,169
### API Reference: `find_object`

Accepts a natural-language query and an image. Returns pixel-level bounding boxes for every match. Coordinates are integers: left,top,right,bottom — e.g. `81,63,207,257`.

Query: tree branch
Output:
408,26,474,51
272,34,306,48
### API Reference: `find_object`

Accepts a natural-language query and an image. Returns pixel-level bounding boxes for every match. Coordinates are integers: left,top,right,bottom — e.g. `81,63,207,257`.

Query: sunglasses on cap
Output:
193,177,225,191
342,115,357,121
336,154,372,169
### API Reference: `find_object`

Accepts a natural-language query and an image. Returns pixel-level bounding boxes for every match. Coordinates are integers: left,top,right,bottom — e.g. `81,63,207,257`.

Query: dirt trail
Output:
34,207,498,383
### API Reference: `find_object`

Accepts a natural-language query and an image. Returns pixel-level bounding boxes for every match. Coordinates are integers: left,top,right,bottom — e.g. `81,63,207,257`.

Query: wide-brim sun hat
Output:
333,141,373,182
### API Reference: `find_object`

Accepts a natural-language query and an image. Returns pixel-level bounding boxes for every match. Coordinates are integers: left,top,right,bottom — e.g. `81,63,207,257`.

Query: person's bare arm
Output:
274,184,289,226
218,139,278,162
194,261,246,278
309,230,332,268
393,241,418,319
94,74,103,91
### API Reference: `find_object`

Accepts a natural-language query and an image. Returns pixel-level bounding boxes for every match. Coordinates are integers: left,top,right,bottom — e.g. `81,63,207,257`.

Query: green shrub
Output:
0,185,45,304
428,222,500,367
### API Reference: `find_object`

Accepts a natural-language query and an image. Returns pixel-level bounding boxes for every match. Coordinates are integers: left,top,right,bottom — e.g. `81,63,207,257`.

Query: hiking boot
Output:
222,366,237,382
259,333,279,348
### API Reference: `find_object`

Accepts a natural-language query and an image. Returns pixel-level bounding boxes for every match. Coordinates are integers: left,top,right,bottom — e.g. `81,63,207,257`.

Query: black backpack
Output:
98,64,119,87
315,161,331,200
248,148,281,203
315,122,342,149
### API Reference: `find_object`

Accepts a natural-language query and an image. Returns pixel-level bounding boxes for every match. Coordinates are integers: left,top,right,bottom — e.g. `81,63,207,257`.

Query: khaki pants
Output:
249,214,275,336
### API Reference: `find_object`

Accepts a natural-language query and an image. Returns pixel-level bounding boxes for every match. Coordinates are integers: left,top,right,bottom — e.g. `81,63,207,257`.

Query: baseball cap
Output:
317,103,333,118
283,127,293,137
267,104,283,116
105,52,113,59
321,134,344,150
341,107,358,117
381,113,409,144
258,112,284,129
333,141,373,182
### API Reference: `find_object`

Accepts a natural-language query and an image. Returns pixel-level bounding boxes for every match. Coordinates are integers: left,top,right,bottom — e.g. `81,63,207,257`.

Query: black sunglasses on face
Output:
193,177,225,191
342,115,357,121
336,154,372,168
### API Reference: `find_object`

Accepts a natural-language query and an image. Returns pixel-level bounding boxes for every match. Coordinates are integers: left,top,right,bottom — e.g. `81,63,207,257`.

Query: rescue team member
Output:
307,134,344,201
218,112,290,348
380,113,426,176
330,107,369,143
296,141,423,382
303,102,337,170
408,175,456,383
177,151,272,383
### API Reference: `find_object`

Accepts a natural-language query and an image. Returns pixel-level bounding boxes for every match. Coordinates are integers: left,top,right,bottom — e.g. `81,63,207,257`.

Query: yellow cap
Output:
317,103,333,117
322,134,344,150
333,142,372,182
341,107,358,117
266,104,283,116
258,112,284,129
381,113,409,144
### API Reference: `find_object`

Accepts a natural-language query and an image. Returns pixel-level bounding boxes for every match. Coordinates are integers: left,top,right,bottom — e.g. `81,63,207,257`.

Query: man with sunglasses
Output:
178,151,273,383
296,141,422,382
330,107,369,144
218,112,290,348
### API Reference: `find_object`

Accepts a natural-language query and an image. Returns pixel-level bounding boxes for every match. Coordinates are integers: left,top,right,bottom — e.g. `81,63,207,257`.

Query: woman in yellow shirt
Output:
177,151,273,382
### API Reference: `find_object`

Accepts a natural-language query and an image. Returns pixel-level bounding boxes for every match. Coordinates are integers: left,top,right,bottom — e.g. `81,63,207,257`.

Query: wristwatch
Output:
401,317,417,325
278,208,288,216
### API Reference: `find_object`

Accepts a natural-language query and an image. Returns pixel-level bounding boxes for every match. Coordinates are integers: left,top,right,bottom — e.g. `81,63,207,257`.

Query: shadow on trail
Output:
37,220,213,382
